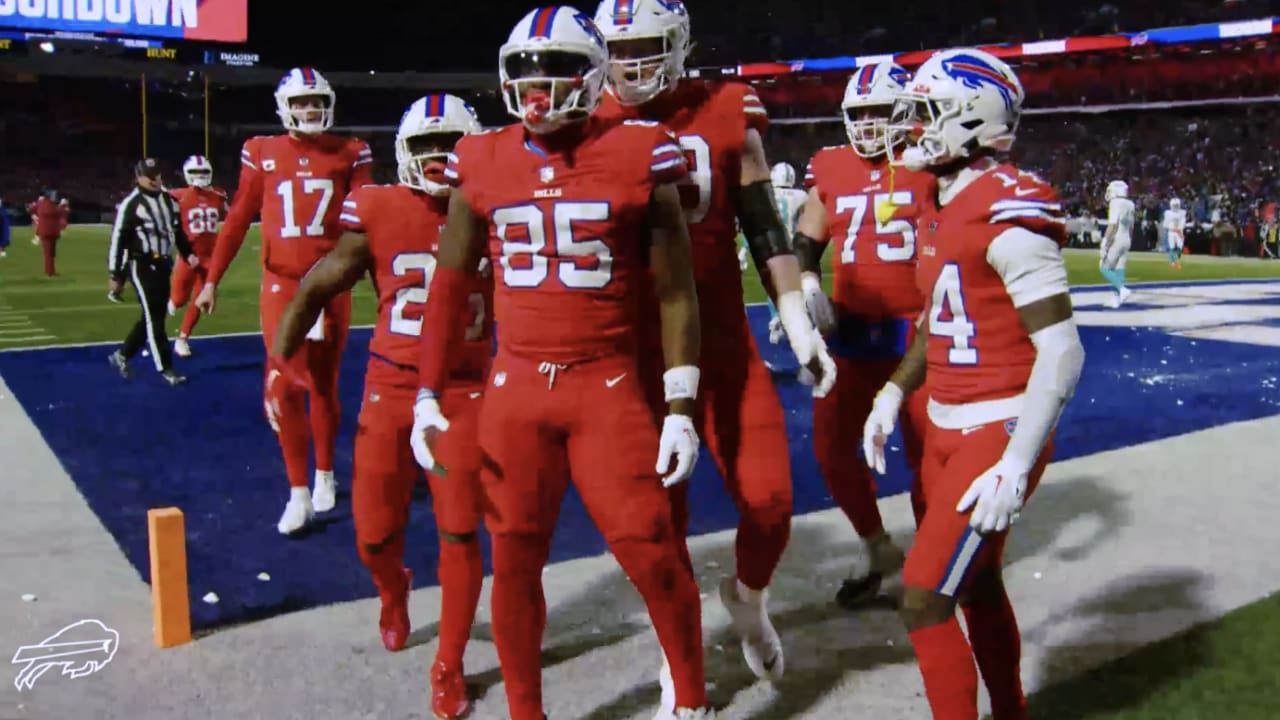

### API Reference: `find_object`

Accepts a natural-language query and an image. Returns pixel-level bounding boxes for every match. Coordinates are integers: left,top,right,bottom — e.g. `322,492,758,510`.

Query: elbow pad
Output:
793,231,824,275
738,180,791,265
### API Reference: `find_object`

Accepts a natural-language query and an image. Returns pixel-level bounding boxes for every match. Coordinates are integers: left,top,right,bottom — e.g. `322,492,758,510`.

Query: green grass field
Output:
2,226,1279,716
3,224,1278,349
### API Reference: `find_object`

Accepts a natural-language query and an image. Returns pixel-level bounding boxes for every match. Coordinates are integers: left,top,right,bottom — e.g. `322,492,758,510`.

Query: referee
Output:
107,158,198,386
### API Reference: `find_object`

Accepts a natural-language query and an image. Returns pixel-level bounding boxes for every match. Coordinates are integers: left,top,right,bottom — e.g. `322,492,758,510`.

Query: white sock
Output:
290,486,310,502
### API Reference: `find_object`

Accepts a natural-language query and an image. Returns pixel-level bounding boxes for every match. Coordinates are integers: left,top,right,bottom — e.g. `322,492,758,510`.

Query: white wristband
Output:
663,365,700,402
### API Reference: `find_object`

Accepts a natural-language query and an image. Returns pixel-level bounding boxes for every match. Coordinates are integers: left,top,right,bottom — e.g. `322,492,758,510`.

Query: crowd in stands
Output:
3,63,1278,257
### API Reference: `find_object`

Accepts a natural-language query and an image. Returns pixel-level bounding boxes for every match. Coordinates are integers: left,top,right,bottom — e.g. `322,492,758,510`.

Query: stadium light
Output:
38,41,54,53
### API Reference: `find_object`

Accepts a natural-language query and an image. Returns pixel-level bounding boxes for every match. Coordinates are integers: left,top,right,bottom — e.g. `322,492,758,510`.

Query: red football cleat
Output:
431,659,472,719
379,568,413,652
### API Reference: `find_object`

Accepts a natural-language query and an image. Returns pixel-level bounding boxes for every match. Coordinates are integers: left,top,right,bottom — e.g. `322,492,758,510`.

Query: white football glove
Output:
655,414,699,488
956,454,1029,534
767,315,785,345
861,383,904,474
796,337,837,398
410,391,451,472
779,290,837,397
801,273,836,335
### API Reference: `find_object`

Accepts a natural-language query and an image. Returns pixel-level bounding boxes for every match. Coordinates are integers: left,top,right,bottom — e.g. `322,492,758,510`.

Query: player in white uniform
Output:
1163,198,1187,268
761,162,809,343
1101,180,1134,307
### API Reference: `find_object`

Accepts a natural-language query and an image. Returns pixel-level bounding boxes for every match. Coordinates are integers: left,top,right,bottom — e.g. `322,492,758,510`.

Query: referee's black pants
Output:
120,257,175,372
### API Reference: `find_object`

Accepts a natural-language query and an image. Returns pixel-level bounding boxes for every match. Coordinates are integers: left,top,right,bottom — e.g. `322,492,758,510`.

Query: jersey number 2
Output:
277,178,334,238
389,252,485,340
928,263,977,365
837,192,916,264
186,207,220,235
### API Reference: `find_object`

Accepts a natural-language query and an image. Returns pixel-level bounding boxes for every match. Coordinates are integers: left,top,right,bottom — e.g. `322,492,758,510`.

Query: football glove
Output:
655,414,699,488
861,383,904,474
801,273,836,335
410,391,451,474
957,454,1030,534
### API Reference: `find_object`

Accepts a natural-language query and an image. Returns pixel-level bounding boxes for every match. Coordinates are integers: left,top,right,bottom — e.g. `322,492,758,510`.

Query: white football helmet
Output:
1170,197,1182,210
499,6,609,134
182,155,213,188
275,67,335,134
770,162,796,189
1106,180,1129,202
887,48,1024,171
396,94,482,196
843,62,911,158
593,0,691,106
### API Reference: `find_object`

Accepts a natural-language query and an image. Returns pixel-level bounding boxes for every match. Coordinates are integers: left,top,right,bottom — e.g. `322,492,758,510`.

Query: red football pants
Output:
903,420,1054,597
169,258,209,337
259,269,352,488
812,355,928,539
478,351,706,719
647,310,794,592
39,235,58,276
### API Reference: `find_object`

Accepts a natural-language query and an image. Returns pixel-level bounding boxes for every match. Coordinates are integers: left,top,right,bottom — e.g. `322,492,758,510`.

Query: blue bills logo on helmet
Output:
941,53,1020,110
573,12,607,48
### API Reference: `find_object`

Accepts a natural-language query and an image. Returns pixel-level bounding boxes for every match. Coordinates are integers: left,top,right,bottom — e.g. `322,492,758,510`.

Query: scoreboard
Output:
0,0,248,43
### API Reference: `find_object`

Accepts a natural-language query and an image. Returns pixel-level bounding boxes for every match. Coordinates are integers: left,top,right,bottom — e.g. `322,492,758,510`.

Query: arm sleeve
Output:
741,85,769,134
803,157,817,190
350,140,375,187
207,139,265,285
649,127,689,186
986,227,1070,308
107,196,134,276
338,189,367,234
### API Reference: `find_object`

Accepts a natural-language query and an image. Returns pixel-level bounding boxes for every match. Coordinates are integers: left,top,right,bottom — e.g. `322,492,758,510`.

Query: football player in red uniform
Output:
593,0,835,686
409,8,713,720
269,94,484,720
30,189,68,277
196,67,374,535
168,155,227,358
792,64,935,608
865,49,1085,720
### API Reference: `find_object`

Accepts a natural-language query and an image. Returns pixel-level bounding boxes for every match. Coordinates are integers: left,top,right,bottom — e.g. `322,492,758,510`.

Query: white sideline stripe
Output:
0,324,375,353
0,335,56,343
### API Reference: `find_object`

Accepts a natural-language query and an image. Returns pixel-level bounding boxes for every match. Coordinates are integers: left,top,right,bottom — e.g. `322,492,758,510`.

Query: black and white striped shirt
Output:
107,187,193,277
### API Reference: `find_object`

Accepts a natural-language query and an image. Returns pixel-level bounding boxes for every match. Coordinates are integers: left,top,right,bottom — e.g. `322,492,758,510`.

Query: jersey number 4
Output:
186,207,221,235
836,192,916,263
928,263,977,365
493,202,612,289
276,178,334,238
389,252,486,340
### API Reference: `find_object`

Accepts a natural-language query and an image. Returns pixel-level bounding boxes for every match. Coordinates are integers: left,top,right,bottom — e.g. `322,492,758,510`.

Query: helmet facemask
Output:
397,131,465,196
605,32,683,105
886,92,965,171
500,49,605,134
184,168,212,188
844,101,896,159
278,93,334,135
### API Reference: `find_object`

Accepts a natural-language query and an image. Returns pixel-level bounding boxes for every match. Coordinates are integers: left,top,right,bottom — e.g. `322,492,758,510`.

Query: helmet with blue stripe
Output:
182,155,213,188
275,67,335,135
592,0,691,106
499,6,609,134
887,48,1024,171
396,94,482,195
842,62,910,158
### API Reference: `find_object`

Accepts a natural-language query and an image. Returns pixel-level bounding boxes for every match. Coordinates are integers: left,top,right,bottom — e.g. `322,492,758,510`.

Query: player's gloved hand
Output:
767,315,785,345
263,354,308,433
956,453,1030,534
655,413,699,488
796,336,837,398
801,272,836,335
861,382,903,474
410,390,451,474
186,255,201,269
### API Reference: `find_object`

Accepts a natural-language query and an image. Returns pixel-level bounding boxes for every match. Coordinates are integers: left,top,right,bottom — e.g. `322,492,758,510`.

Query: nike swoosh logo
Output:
469,392,482,399
605,373,627,388
961,425,985,435
1014,187,1038,197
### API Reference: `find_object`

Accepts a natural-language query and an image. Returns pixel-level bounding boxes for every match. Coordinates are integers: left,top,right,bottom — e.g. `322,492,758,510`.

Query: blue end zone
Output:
1,297,1277,628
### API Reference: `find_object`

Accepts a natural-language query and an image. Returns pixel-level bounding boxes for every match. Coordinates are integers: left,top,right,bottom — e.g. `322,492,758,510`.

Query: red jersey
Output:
30,197,68,237
444,116,687,364
597,80,768,299
169,186,227,259
339,184,492,388
915,163,1067,405
805,145,934,321
209,133,373,284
